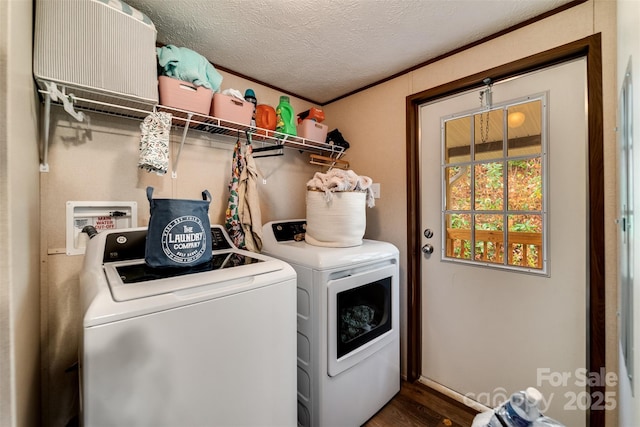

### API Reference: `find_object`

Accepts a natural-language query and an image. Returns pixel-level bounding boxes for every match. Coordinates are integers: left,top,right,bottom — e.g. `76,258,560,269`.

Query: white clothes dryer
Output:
261,220,400,427
79,225,297,427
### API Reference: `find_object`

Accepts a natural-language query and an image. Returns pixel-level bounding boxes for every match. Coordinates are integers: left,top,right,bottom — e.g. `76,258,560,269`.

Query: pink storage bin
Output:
158,76,213,115
210,94,253,125
297,119,328,143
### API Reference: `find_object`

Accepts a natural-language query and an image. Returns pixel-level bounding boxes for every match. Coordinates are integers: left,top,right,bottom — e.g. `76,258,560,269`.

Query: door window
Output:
442,96,547,273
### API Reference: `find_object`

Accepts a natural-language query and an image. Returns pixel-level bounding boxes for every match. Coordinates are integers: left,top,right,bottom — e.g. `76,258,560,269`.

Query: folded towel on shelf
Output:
157,45,223,92
306,169,375,207
138,111,172,175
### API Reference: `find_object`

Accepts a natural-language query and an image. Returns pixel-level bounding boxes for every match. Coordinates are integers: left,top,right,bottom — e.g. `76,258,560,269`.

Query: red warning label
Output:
95,216,116,230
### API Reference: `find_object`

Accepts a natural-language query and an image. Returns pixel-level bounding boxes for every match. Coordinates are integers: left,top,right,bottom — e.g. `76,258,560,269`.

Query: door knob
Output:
422,244,434,255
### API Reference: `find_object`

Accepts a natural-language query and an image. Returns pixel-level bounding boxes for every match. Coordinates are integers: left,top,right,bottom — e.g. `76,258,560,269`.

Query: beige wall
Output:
0,0,42,425
324,0,618,424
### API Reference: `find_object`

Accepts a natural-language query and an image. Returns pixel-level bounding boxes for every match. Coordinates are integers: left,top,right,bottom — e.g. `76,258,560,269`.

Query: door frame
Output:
405,34,604,426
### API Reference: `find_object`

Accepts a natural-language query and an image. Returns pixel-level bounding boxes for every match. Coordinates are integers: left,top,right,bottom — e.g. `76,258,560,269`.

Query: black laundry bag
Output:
145,186,213,268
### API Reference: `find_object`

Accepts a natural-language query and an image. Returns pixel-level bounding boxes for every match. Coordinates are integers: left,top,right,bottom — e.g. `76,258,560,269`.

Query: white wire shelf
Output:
36,80,346,173
155,106,343,155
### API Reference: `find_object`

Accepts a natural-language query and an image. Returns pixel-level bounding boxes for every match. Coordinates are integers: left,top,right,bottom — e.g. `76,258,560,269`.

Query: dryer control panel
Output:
271,220,306,242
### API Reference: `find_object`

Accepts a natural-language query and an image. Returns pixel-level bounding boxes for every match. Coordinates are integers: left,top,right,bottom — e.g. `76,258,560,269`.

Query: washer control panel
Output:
102,226,232,263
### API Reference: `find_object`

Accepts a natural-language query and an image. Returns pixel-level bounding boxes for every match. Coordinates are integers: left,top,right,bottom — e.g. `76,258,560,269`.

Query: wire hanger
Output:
252,145,284,158
246,128,284,158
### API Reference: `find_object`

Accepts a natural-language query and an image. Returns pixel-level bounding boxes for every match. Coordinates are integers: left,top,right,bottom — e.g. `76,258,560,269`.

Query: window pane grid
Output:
441,95,546,273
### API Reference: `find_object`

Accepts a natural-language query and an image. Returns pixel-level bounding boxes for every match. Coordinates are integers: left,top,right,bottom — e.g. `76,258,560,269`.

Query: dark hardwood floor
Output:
363,381,479,427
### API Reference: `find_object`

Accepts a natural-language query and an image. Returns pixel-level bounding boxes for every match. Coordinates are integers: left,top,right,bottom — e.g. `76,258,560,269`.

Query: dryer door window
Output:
336,278,391,358
327,262,398,377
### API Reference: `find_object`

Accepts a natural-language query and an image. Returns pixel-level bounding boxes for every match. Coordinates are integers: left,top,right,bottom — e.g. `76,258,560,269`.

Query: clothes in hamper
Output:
306,169,375,207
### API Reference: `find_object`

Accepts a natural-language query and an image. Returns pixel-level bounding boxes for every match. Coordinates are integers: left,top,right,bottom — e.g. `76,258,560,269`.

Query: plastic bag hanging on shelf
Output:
138,111,172,175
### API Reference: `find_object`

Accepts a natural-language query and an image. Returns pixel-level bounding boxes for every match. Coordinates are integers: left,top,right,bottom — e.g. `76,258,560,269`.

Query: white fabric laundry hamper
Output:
305,190,366,247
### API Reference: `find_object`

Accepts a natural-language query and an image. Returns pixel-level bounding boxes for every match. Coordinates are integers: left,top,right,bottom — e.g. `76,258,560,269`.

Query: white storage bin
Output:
305,190,366,247
33,0,158,108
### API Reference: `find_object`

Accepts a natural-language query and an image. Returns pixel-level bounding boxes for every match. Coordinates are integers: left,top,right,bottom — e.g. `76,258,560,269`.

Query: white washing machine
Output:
261,220,400,427
79,225,297,427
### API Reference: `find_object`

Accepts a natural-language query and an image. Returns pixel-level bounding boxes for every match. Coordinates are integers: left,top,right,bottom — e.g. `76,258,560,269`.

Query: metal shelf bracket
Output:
171,112,193,179
39,81,88,172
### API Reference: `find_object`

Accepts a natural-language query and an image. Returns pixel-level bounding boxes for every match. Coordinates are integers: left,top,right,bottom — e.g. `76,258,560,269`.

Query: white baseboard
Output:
418,376,492,413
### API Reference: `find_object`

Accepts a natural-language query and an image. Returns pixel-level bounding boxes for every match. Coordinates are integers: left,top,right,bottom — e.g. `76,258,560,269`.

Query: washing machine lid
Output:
261,220,399,269
96,225,287,302
103,251,284,302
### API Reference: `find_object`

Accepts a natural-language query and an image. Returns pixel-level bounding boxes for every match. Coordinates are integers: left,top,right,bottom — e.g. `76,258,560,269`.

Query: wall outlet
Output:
371,183,381,199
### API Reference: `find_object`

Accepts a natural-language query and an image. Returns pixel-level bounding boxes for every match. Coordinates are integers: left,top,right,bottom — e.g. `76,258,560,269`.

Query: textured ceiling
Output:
125,0,576,104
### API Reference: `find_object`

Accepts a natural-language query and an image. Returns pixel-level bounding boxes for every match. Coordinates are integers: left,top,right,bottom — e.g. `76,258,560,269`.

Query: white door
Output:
420,58,587,426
